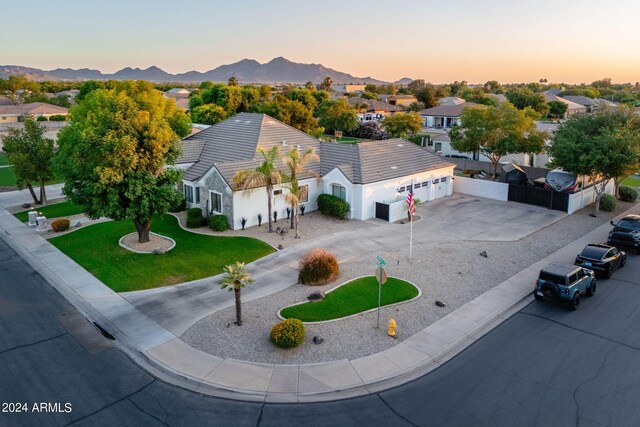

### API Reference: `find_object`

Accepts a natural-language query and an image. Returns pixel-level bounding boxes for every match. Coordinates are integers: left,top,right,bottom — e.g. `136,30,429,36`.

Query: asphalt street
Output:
1,236,639,426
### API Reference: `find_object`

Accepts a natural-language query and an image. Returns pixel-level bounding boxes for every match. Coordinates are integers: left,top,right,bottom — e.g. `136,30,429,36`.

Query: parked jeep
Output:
608,215,640,254
533,264,596,310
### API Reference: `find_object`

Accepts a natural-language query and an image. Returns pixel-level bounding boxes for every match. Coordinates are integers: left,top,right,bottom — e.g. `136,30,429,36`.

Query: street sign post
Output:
375,266,387,328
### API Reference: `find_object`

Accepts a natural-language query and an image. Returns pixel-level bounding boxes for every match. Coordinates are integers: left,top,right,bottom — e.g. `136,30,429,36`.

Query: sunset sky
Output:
2,0,640,84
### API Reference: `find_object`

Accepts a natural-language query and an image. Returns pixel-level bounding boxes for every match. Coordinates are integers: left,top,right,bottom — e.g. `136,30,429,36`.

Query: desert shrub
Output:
619,186,638,202
599,193,616,212
317,194,350,218
298,249,339,285
48,115,66,121
51,218,70,232
270,318,305,349
209,214,228,231
169,191,186,212
186,208,205,228
36,116,48,121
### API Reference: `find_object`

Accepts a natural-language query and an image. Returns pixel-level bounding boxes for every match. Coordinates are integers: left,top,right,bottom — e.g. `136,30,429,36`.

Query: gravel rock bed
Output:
119,232,174,253
183,201,638,364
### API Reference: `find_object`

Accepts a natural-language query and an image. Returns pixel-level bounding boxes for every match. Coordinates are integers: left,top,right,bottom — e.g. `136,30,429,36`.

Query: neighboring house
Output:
543,88,563,97
486,93,508,104
438,97,466,106
0,102,68,123
55,89,80,99
348,97,405,122
562,96,619,113
428,121,557,167
167,88,191,95
387,94,417,107
164,91,191,110
176,113,454,229
543,94,587,117
420,102,479,130
331,84,367,94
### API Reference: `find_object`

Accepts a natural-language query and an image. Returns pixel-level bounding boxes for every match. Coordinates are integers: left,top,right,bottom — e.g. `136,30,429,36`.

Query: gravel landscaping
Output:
181,199,640,364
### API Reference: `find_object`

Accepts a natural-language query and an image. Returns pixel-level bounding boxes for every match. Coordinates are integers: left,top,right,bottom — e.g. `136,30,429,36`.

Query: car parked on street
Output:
534,263,596,310
574,243,626,278
608,215,640,254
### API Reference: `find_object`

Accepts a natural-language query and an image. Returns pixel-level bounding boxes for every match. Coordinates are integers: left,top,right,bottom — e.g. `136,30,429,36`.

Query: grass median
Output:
49,214,275,292
280,276,419,322
14,200,85,222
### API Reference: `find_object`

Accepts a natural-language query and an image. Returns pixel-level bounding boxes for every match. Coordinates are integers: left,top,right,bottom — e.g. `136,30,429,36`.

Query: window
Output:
433,179,440,184
209,191,222,214
398,186,405,193
435,142,442,152
195,187,200,204
300,185,309,203
274,189,282,196
569,273,578,284
414,183,421,189
184,184,194,203
421,181,429,187
576,269,586,279
332,184,346,201
441,177,448,183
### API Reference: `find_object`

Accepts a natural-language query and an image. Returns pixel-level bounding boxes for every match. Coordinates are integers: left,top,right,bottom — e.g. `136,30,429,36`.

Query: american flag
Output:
406,184,415,215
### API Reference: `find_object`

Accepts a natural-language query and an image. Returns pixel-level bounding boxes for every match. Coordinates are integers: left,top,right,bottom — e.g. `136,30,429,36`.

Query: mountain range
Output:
0,57,411,85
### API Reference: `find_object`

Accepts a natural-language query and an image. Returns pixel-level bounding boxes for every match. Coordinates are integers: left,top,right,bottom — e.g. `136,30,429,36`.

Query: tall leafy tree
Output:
219,262,254,326
190,104,227,125
234,147,283,233
322,77,333,91
56,81,191,243
449,103,547,178
228,76,239,86
381,112,424,138
282,147,319,238
506,88,549,117
316,99,358,134
547,100,568,119
2,116,54,204
549,107,640,212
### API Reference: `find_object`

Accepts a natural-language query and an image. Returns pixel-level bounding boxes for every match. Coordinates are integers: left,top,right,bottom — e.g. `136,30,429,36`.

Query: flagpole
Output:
409,180,413,260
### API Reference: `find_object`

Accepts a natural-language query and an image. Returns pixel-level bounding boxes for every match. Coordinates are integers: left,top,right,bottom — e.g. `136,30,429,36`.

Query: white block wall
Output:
453,176,509,201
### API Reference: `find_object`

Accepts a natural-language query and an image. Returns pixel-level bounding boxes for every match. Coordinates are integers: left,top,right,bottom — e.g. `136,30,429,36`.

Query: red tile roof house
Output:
175,113,454,228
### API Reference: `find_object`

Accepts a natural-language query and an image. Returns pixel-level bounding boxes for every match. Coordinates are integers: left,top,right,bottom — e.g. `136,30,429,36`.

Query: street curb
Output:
1,203,637,403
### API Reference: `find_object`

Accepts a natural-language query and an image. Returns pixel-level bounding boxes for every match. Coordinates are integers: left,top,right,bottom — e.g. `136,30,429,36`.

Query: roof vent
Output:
297,144,301,149
397,144,404,147
245,120,251,124
282,140,286,145
390,166,398,170
234,119,241,123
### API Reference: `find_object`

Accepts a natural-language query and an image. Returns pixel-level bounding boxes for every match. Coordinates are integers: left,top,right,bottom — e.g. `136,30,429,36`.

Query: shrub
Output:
169,191,186,212
186,208,205,228
209,214,228,232
51,218,70,232
619,186,638,203
36,116,48,121
48,115,66,122
270,318,305,349
298,249,339,285
599,193,617,212
317,194,350,219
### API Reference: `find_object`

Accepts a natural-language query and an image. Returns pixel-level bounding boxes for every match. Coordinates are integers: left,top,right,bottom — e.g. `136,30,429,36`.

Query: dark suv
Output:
608,215,640,254
574,244,626,278
534,264,596,310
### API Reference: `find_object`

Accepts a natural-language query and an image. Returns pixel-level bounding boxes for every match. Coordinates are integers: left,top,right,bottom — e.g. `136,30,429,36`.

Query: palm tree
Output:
234,147,283,233
219,262,254,326
283,147,319,238
323,77,333,91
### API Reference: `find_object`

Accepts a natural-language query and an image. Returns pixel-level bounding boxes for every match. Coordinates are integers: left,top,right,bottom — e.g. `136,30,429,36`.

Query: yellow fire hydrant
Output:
388,319,397,338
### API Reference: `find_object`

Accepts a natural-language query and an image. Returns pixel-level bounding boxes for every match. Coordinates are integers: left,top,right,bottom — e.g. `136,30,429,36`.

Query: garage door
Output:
433,177,448,199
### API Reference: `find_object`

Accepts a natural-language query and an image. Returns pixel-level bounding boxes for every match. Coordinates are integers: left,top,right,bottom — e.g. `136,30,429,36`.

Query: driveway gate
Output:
508,184,569,212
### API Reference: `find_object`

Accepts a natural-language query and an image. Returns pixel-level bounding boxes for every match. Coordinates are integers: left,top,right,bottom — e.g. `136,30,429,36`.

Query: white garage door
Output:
433,177,448,199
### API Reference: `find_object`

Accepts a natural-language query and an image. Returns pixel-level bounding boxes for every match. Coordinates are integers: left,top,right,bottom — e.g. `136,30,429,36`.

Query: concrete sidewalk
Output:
1,201,632,402
0,183,65,208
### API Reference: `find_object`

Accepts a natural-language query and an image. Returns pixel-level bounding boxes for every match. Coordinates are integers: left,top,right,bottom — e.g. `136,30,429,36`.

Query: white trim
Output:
209,190,223,215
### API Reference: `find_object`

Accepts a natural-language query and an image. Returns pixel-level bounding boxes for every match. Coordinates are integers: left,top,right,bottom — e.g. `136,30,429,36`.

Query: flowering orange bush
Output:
270,318,305,349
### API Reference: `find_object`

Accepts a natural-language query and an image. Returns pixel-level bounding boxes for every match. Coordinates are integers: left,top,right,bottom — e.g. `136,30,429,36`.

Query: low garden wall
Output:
567,179,615,214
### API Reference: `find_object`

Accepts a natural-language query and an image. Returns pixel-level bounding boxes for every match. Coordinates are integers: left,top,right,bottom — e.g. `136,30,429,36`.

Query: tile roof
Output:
561,95,596,106
348,97,405,113
420,102,480,117
176,139,205,164
543,94,587,111
182,113,321,184
0,102,68,116
438,97,466,106
320,138,454,184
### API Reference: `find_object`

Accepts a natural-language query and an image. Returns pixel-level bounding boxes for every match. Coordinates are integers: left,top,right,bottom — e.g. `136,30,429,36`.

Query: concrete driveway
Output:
122,195,566,335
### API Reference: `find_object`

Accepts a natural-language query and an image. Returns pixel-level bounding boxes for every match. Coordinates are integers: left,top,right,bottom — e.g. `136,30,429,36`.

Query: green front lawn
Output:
621,177,640,187
0,167,16,187
14,200,85,222
280,276,419,322
0,153,9,166
49,214,275,292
